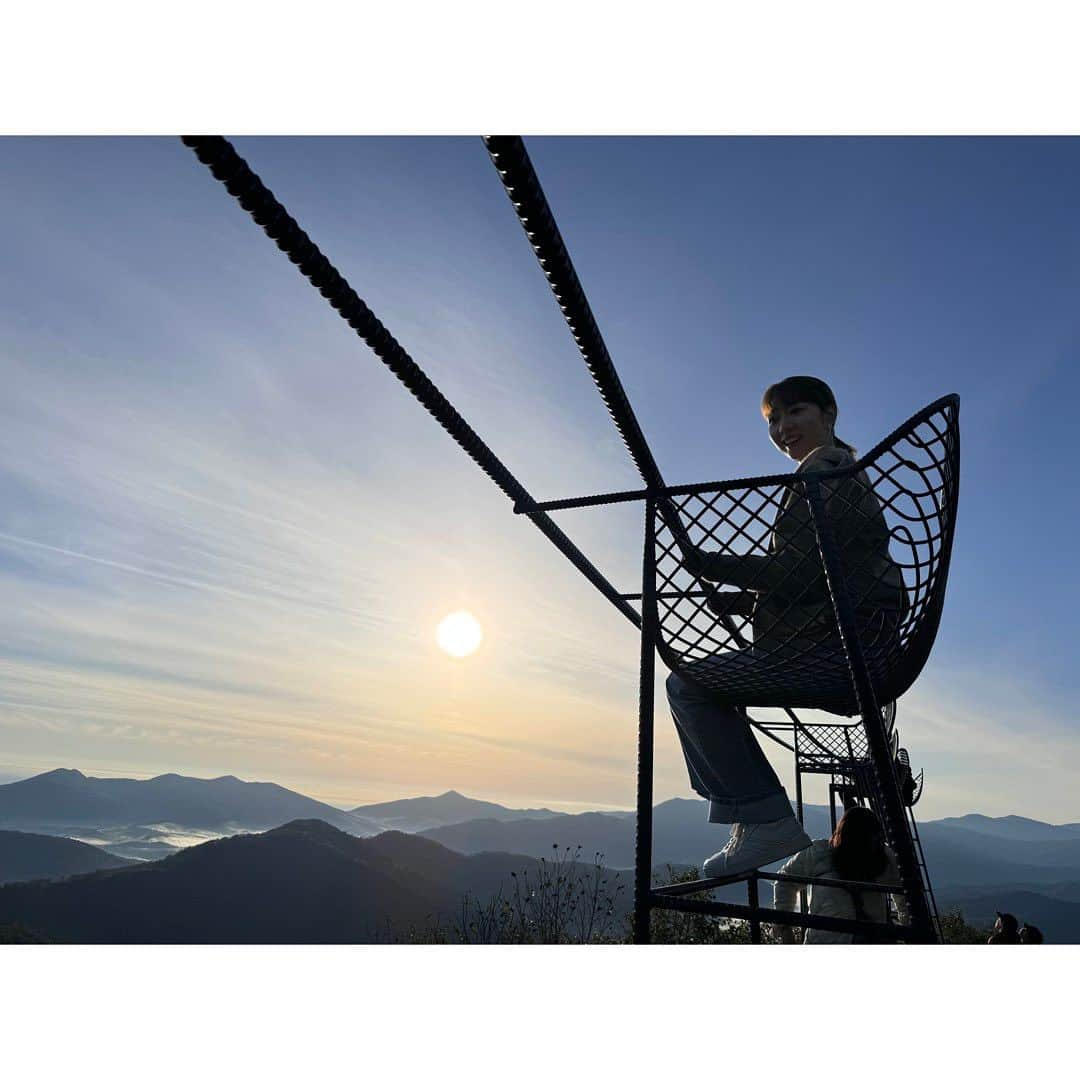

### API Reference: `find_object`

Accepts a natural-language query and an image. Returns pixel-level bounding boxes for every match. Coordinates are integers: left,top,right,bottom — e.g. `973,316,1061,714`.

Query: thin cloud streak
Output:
0,530,382,624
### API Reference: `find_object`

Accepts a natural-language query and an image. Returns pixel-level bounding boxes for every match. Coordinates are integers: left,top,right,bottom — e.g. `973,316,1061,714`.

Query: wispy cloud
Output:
3,137,1077,823
0,198,648,804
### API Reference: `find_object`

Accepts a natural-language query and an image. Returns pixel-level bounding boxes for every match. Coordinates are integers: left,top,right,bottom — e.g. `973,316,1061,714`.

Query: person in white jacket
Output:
667,376,906,879
773,806,909,944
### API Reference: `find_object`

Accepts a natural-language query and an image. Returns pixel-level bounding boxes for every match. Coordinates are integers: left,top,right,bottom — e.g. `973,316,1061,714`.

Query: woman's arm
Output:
660,499,709,578
772,843,817,913
682,467,885,596
675,543,799,597
682,548,823,596
661,497,784,588
773,844,818,943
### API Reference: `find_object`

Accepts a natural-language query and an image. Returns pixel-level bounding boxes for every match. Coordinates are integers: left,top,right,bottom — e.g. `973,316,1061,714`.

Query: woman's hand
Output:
676,538,708,578
705,588,755,617
662,502,734,582
662,506,706,577
662,502,743,584
676,545,748,585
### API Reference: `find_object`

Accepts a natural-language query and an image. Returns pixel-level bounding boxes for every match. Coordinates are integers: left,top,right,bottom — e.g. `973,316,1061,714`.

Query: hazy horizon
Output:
1,763,1076,825
0,764,635,814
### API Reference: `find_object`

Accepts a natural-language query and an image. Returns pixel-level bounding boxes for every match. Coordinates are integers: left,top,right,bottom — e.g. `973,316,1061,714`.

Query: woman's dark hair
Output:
1019,923,1044,944
995,912,1019,936
829,806,889,881
761,375,856,455
987,911,1022,943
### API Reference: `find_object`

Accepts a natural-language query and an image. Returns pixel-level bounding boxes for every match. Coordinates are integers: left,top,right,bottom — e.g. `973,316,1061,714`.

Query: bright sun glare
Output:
436,611,483,658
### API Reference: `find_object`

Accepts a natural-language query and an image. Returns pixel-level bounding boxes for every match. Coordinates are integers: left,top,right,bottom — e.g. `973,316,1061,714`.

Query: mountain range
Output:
2,768,1078,941
415,805,1080,891
0,768,367,835
0,821,587,943
0,770,568,856
0,830,134,885
5,815,1079,944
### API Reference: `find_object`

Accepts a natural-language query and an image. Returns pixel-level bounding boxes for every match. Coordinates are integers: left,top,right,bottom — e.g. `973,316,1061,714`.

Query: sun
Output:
436,611,483,658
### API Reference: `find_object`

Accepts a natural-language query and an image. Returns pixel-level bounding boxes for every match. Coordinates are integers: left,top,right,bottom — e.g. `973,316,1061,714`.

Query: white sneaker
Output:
702,817,811,879
713,822,743,860
702,823,746,878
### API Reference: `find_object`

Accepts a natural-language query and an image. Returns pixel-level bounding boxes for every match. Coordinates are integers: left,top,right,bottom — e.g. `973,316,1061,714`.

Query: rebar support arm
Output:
181,136,641,630
484,137,664,492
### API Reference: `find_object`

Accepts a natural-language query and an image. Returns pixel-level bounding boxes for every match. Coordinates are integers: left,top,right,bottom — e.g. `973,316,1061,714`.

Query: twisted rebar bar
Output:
484,136,665,492
181,136,641,628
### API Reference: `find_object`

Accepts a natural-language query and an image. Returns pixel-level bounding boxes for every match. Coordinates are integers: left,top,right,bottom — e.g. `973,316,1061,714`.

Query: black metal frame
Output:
521,496,941,943
520,394,960,945
651,869,917,943
186,135,957,946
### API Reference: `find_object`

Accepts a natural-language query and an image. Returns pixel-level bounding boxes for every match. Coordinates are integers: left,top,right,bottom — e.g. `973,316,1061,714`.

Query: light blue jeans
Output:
666,666,795,825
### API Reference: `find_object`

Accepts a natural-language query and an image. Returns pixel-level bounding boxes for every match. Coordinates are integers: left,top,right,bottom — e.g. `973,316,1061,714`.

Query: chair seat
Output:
667,644,901,715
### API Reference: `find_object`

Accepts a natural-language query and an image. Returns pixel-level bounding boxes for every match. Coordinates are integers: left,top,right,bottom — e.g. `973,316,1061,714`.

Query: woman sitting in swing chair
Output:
667,375,907,878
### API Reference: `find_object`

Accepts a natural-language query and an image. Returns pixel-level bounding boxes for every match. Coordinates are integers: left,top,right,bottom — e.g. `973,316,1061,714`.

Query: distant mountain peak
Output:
148,773,242,785
40,768,87,781
346,789,563,832
269,818,340,836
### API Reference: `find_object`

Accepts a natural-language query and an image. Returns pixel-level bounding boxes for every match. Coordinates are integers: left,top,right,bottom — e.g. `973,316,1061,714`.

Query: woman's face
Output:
766,399,836,462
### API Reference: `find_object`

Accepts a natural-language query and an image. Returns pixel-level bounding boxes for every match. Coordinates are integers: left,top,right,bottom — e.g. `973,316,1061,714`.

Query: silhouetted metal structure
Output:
520,397,958,943
184,134,959,945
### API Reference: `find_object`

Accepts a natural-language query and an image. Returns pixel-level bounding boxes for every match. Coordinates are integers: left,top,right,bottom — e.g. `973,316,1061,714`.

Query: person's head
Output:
761,376,855,463
829,805,888,882
1019,923,1044,944
994,911,1020,937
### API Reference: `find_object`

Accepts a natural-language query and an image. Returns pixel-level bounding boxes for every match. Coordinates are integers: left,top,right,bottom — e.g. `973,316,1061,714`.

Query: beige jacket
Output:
773,838,909,944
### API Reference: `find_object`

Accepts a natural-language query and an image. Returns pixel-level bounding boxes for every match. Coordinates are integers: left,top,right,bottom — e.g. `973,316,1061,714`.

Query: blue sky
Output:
1,136,1077,820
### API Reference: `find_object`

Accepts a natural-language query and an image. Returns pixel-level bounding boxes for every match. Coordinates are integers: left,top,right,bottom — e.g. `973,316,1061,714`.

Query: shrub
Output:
394,845,628,944
939,907,992,945
646,865,775,945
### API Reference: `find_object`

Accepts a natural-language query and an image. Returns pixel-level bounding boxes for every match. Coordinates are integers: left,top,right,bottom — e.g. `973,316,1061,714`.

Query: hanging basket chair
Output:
651,394,960,716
